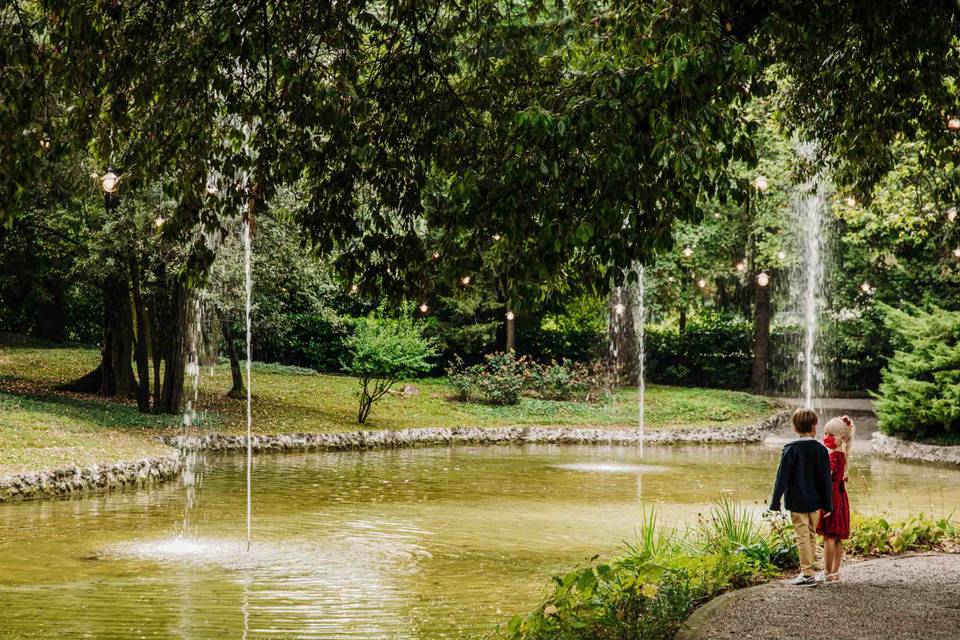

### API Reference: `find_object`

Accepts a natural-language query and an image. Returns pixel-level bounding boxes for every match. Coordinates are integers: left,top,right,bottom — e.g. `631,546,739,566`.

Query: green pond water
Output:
1,441,958,639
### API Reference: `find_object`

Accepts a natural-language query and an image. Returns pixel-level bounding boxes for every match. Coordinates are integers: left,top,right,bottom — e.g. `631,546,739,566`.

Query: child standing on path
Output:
817,415,854,583
769,408,833,587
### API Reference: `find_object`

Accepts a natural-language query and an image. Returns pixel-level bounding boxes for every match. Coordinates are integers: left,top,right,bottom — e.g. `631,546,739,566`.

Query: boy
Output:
769,408,833,587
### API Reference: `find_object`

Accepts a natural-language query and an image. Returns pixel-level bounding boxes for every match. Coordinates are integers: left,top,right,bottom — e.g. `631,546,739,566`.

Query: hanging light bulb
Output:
844,196,857,208
954,247,960,258
505,310,515,321
667,276,675,283
948,207,957,222
432,252,440,260
350,284,359,294
614,302,626,315
39,131,51,151
682,246,693,258
460,276,471,286
418,303,429,314
154,215,166,228
756,272,770,287
735,261,746,272
860,282,873,294
101,170,119,193
754,175,768,192
948,116,960,131
492,234,501,241
697,278,707,289
713,212,721,219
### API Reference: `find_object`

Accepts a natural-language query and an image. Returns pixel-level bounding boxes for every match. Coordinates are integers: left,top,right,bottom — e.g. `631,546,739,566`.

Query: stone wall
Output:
0,455,182,503
163,410,792,453
872,432,960,465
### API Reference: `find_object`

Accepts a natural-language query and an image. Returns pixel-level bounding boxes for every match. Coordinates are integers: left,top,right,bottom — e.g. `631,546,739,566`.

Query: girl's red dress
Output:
816,435,850,539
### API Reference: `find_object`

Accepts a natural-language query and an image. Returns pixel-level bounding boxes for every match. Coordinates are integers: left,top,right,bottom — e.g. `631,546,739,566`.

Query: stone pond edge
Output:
871,432,960,465
0,410,792,503
0,454,182,503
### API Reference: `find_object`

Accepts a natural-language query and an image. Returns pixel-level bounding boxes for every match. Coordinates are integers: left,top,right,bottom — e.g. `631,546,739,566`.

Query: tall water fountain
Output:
607,263,647,454
791,142,831,413
631,262,646,456
243,219,254,552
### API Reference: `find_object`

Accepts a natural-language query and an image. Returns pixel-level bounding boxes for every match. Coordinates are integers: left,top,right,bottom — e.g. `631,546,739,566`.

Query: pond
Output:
1,440,958,639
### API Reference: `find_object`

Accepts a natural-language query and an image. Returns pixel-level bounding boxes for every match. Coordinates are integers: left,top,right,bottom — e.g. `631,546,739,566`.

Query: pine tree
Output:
875,303,960,439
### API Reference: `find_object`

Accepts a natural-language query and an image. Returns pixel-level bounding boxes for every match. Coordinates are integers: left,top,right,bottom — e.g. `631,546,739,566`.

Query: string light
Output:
667,276,675,283
954,247,960,258
682,246,693,258
460,276,471,286
713,212,721,219
697,278,707,289
756,272,770,287
418,303,429,313
101,170,119,193
154,216,166,228
844,196,857,208
948,207,957,222
350,284,359,294
735,261,746,272
754,175,768,192
860,282,873,294
432,252,440,260
505,310,515,321
948,116,960,131
39,132,51,151
614,302,626,315
492,234,502,241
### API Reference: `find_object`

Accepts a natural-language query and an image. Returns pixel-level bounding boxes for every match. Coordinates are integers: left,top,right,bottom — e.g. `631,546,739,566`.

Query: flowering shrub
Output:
446,354,607,404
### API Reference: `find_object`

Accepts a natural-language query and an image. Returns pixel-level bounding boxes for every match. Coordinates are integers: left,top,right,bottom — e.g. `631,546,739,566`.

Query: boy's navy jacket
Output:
769,438,833,513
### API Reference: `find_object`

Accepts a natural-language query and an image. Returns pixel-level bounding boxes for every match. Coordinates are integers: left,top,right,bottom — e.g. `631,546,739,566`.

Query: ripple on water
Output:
552,462,670,474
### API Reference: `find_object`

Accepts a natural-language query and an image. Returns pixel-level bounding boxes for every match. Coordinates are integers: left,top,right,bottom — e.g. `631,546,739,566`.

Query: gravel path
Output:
680,554,960,640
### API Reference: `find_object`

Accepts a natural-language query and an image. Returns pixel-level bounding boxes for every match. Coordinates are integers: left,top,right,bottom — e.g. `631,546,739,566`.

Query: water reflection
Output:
0,443,958,639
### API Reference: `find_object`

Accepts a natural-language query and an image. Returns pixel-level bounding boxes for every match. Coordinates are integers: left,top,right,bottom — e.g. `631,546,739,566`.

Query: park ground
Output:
0,334,777,476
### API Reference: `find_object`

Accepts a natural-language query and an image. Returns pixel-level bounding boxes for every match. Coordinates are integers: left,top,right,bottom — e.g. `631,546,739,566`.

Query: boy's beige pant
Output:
790,511,820,576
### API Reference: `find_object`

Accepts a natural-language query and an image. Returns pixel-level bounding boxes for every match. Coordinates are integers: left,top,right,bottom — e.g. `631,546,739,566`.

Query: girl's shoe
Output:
825,572,841,583
814,572,826,583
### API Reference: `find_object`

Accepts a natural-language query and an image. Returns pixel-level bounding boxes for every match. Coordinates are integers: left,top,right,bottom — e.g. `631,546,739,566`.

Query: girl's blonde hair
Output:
824,415,856,454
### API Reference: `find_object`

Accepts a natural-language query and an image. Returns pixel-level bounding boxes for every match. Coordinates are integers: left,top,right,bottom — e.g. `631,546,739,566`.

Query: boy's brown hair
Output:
792,408,818,434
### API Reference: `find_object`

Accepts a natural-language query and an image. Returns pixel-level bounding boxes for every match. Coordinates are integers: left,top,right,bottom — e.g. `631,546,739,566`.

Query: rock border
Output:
162,410,792,453
0,454,182,503
872,432,960,465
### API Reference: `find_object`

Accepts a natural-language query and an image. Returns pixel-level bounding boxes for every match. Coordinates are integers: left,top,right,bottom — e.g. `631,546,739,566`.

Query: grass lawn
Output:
0,334,779,475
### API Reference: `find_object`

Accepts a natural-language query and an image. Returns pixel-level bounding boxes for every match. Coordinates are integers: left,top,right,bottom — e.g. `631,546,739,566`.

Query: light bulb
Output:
860,282,872,294
948,207,957,222
492,234,501,241
39,133,51,150
713,212,721,219
432,252,440,260
418,303,429,313
350,284,359,293
154,215,166,228
736,262,746,272
682,246,693,258
954,247,960,258
754,175,768,192
667,276,675,282
697,278,707,289
844,196,857,208
461,276,471,286
505,310,515,321
756,272,770,287
101,170,119,193
948,117,960,131
614,303,625,315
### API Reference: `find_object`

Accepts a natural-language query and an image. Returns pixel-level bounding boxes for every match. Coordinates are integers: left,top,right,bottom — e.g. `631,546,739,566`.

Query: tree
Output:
342,315,436,424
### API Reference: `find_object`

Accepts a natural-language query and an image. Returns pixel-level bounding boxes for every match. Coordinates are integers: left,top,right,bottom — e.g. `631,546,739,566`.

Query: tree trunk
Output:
129,255,151,412
221,314,246,399
151,297,162,410
505,313,516,352
679,307,687,334
751,281,771,394
88,278,137,397
155,281,190,414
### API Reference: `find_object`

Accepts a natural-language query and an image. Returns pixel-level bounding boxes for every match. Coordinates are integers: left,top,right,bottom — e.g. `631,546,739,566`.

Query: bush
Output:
254,312,349,372
874,303,960,439
446,354,607,404
534,360,591,401
342,315,437,423
847,513,959,556
645,315,753,389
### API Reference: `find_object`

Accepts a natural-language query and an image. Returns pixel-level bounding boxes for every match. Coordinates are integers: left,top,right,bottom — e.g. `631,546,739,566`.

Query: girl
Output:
816,415,854,582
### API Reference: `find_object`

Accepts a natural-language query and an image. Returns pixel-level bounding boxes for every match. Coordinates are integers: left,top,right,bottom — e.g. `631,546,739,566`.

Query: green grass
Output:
0,334,778,474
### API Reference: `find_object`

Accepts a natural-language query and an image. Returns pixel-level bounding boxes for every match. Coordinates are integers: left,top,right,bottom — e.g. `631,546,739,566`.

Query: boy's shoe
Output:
789,574,817,587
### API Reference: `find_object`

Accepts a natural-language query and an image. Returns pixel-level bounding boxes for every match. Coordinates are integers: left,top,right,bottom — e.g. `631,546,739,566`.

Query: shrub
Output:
341,315,436,423
535,360,591,401
473,352,530,405
254,312,349,372
874,303,960,439
847,513,959,556
645,315,753,389
446,354,608,404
